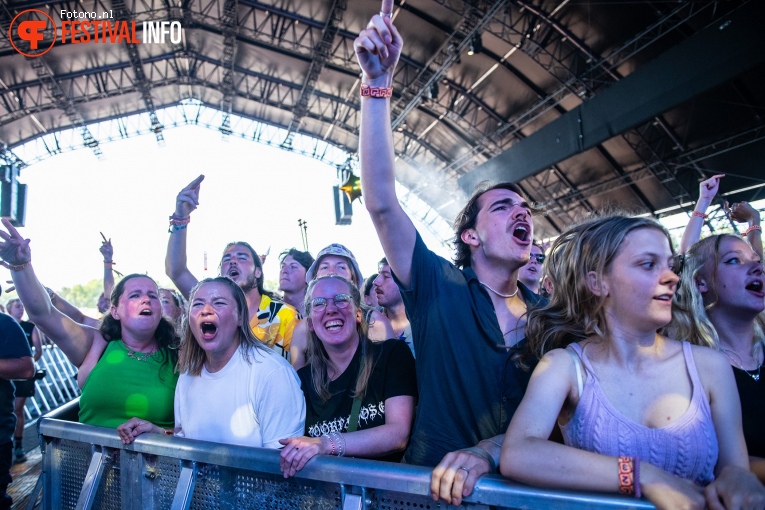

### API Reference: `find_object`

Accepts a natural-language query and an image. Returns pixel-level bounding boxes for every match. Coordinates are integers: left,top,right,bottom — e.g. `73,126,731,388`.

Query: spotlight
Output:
339,173,362,203
468,34,482,56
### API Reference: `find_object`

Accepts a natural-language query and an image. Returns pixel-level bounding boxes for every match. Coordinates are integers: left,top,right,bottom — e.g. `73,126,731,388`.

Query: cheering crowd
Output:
1,2,764,509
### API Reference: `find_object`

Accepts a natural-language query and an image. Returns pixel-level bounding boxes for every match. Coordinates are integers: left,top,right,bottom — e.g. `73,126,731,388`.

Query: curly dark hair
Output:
452,181,532,268
100,274,178,373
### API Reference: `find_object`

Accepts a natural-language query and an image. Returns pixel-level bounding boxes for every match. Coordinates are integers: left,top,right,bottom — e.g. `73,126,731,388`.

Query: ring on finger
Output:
458,466,469,474
379,10,392,18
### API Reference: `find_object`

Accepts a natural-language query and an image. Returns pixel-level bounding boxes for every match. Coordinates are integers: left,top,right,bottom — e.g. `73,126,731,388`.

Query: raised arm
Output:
165,174,204,298
680,174,723,254
48,289,100,328
0,219,98,367
355,1,416,288
727,201,763,260
100,236,115,300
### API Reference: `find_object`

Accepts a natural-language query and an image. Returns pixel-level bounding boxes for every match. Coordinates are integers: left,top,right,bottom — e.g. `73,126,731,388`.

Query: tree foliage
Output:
57,279,105,309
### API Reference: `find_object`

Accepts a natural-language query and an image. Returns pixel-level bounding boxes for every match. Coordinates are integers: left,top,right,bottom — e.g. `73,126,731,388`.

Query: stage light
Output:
468,34,482,56
340,173,362,203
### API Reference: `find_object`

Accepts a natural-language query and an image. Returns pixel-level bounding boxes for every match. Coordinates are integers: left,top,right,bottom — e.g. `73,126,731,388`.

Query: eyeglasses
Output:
310,293,353,312
530,254,546,264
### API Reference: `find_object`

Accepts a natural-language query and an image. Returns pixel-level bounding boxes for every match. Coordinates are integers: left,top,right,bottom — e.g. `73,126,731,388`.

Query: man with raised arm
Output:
165,175,298,359
354,2,544,505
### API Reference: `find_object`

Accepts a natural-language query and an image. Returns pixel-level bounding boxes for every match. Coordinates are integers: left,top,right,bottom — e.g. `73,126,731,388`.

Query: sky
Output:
5,125,453,294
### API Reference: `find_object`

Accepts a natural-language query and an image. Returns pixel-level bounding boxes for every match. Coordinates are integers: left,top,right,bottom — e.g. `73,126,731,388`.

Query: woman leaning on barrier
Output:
500,214,765,510
0,219,178,431
668,233,765,483
279,275,416,477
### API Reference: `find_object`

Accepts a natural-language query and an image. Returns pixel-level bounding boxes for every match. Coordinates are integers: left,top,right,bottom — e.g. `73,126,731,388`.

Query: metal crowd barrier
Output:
37,400,654,510
24,344,81,421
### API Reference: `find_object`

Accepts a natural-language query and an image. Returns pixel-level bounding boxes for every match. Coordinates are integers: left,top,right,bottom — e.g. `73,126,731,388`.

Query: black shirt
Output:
0,313,33,444
298,339,417,462
395,232,544,467
19,321,35,348
732,365,765,457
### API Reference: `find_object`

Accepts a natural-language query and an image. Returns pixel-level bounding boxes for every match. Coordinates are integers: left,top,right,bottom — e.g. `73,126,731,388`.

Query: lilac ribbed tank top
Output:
561,342,718,486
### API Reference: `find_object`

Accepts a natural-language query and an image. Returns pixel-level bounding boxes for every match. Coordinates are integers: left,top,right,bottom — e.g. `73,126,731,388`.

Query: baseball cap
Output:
306,243,363,286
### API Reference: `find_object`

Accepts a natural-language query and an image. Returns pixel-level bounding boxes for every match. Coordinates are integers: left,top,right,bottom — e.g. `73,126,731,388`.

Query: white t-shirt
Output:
174,345,305,448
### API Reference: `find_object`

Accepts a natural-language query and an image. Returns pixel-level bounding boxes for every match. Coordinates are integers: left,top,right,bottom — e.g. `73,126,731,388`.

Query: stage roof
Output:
1,0,764,238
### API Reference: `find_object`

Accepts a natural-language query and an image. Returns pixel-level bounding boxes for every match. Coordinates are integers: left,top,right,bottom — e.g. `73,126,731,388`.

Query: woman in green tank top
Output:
0,226,178,432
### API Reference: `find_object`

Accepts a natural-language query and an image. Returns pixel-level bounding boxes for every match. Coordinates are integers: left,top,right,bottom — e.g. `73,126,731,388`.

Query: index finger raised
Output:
183,174,205,190
380,0,393,16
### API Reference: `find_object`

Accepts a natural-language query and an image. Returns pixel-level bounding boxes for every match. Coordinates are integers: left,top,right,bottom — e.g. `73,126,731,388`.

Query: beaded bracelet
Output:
322,434,336,456
329,432,345,457
1,260,30,271
618,456,635,496
691,211,708,219
743,225,762,236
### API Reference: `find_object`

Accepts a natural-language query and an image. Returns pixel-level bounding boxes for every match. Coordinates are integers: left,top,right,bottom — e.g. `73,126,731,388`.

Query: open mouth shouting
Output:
138,308,153,316
511,222,531,244
745,278,764,298
200,321,218,339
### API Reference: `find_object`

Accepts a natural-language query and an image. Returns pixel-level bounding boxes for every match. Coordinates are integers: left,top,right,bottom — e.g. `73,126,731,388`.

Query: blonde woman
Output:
501,214,764,509
669,233,765,481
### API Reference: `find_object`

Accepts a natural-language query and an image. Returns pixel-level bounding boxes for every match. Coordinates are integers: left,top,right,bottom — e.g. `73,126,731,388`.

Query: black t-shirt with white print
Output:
298,339,417,462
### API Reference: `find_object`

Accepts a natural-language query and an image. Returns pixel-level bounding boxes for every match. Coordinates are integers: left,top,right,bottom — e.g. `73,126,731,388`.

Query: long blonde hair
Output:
304,275,374,402
667,234,765,347
524,214,674,362
178,277,267,376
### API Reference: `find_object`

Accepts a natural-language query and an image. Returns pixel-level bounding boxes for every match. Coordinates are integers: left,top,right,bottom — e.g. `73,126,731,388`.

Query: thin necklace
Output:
126,346,157,362
720,347,762,382
480,281,518,299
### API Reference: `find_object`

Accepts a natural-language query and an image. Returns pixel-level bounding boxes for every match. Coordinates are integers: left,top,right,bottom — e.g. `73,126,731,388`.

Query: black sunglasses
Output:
530,254,546,264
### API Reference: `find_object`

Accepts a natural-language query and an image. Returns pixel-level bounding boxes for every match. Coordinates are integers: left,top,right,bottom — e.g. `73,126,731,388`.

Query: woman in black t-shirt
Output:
279,275,416,477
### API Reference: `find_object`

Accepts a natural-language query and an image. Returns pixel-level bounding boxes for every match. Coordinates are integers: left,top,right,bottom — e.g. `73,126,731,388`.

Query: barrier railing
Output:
23,344,81,420
37,401,655,510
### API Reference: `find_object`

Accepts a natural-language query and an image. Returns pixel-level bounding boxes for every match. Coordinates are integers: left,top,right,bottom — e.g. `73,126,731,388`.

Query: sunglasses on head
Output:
530,254,546,264
310,293,352,312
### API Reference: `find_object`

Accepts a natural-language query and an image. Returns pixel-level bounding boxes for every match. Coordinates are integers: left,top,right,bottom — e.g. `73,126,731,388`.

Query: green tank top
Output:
79,340,178,429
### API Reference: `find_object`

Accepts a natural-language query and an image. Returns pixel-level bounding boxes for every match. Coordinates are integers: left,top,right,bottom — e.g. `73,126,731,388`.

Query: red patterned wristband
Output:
360,83,393,98
618,456,635,496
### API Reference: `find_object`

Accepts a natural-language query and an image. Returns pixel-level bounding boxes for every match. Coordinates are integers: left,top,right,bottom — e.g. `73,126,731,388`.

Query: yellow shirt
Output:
250,294,298,359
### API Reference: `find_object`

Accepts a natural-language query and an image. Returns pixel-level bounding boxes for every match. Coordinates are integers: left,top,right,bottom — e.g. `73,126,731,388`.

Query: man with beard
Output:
354,2,545,505
165,175,298,359
373,258,413,357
